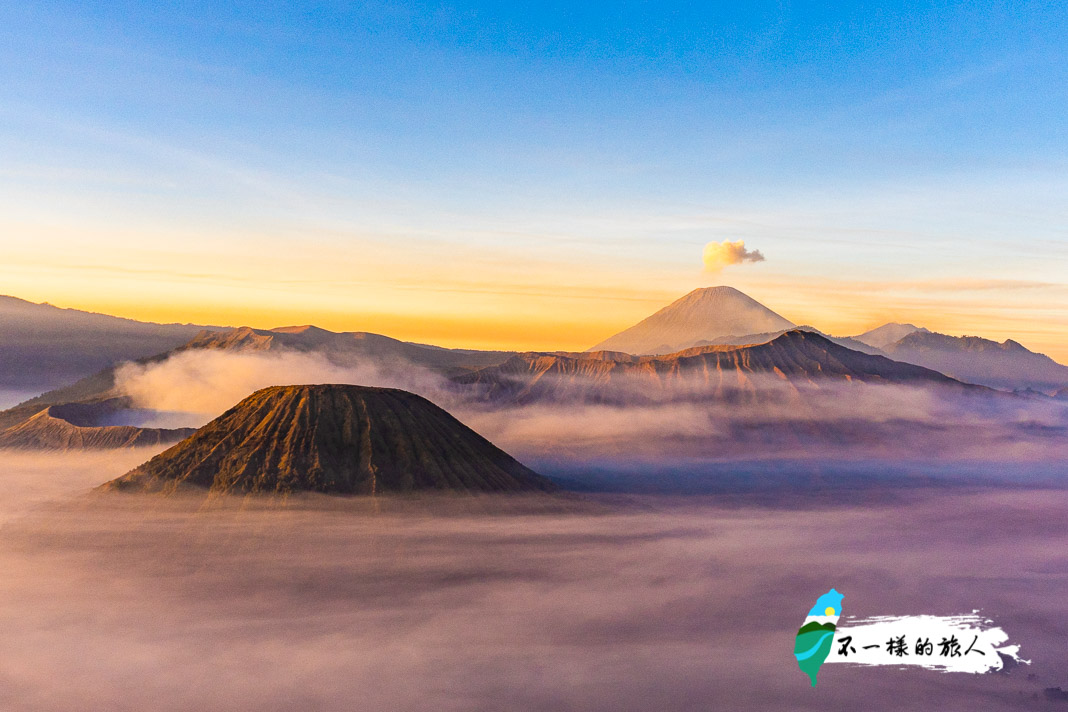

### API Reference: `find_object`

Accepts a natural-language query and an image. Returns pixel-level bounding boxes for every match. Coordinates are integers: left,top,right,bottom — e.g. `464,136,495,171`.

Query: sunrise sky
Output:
1,2,1066,359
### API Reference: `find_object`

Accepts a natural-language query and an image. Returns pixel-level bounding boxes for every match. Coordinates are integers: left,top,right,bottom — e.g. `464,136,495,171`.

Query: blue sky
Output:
0,1,1066,355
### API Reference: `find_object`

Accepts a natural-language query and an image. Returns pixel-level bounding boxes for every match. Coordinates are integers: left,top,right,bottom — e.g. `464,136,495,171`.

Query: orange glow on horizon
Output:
3,238,1064,362
15,283,1067,365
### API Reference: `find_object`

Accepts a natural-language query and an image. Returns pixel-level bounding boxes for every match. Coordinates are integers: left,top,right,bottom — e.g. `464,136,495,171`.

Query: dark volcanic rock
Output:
102,384,552,495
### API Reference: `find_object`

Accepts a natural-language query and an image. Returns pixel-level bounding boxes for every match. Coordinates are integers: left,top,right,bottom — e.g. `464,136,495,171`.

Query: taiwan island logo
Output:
794,588,1028,687
794,588,844,686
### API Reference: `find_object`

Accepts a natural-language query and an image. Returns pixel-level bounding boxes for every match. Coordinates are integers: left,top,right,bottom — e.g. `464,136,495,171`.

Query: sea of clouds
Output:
111,348,1068,472
0,452,1064,711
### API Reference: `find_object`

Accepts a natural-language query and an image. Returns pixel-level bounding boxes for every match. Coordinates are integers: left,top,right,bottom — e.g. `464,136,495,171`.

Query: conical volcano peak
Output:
680,285,746,299
663,286,778,313
587,286,795,355
102,384,553,495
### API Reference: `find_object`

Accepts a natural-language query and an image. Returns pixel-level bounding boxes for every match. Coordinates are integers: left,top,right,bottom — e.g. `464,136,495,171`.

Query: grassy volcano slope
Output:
103,384,553,495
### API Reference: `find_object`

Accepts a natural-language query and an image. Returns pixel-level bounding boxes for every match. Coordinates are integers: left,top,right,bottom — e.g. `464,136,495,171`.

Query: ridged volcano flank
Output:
103,385,552,494
458,330,969,406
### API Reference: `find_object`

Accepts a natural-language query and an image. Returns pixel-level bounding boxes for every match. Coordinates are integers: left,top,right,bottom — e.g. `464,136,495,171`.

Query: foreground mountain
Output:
881,331,1068,393
459,330,969,406
0,295,222,394
102,385,553,494
587,286,795,355
852,322,930,350
0,398,194,450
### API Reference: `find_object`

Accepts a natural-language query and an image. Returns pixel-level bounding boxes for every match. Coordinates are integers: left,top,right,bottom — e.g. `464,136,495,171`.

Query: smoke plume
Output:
702,240,765,273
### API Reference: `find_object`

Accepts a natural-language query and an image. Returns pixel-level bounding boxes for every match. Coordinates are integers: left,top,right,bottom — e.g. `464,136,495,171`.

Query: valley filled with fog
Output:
1,453,1065,711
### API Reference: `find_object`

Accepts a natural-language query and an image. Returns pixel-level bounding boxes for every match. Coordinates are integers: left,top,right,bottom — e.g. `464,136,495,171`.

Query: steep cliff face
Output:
102,384,553,495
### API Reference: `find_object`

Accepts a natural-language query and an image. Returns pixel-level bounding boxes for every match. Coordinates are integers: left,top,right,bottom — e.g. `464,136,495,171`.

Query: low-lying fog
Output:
111,349,1068,466
0,452,1065,711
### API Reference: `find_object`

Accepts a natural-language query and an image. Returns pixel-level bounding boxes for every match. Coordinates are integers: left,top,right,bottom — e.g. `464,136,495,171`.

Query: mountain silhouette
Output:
0,294,223,394
852,322,930,350
881,331,1068,393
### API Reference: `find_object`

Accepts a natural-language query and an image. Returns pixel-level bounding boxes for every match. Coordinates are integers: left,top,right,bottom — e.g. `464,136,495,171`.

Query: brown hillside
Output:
102,384,552,495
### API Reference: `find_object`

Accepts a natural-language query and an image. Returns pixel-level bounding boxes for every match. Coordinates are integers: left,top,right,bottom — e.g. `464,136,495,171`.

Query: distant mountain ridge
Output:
180,325,513,374
459,330,971,406
0,295,224,393
0,323,518,432
852,323,930,350
587,286,796,355
880,330,1068,393
4,290,1066,460
689,325,884,356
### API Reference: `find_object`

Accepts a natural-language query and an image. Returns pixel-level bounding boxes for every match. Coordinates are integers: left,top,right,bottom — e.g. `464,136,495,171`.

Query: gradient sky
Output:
1,1,1066,358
